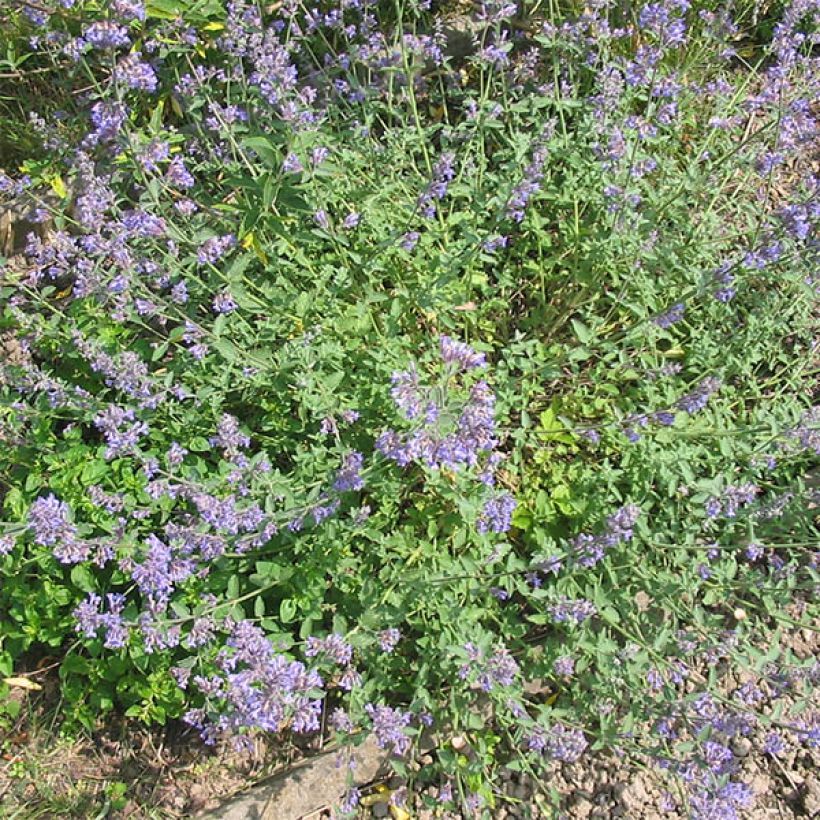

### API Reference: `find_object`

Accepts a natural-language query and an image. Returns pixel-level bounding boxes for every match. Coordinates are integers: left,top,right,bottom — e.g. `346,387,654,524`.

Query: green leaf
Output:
70,564,96,593
570,319,593,344
188,436,211,452
601,607,621,625
280,599,297,623
241,136,281,169
81,460,110,485
146,0,187,19
227,574,240,599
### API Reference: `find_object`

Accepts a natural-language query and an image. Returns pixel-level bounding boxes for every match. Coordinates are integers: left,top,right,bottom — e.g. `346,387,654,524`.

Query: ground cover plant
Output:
0,0,818,816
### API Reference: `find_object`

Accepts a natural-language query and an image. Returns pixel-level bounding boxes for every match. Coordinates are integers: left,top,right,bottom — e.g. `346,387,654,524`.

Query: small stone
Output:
616,779,649,812
372,802,389,818
512,784,529,801
451,735,467,751
594,767,610,785
804,778,820,816
749,773,772,796
731,738,752,758
572,797,594,819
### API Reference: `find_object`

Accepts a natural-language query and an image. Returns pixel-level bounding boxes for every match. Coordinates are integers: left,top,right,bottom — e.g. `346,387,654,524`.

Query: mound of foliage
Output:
0,0,818,816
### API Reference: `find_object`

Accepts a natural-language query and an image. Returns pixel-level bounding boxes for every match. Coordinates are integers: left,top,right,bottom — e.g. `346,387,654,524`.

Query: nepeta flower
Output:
138,139,170,171
166,156,195,189
527,723,588,762
506,122,554,222
113,0,145,20
439,336,486,371
198,234,236,264
73,592,129,648
338,788,360,815
282,152,303,173
82,22,130,50
388,366,422,419
310,146,329,166
86,101,128,146
185,620,324,741
477,493,517,533
304,633,353,665
28,494,76,546
378,628,401,653
364,703,412,755
166,442,187,467
704,483,759,519
170,281,189,304
762,732,785,756
676,377,721,414
184,617,216,649
482,234,508,252
115,54,158,92
338,667,362,690
213,291,238,314
548,596,597,624
654,302,686,328
418,151,455,218
568,504,640,568
94,406,150,459
330,707,353,732
332,451,364,492
400,231,420,251
210,414,250,455
481,646,519,690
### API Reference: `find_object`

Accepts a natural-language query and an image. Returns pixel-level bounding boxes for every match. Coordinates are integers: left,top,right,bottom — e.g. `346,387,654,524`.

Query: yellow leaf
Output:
203,21,225,31
4,677,42,691
359,783,391,807
360,793,390,807
55,284,73,300
241,232,255,250
251,235,268,265
49,175,67,199
390,806,411,820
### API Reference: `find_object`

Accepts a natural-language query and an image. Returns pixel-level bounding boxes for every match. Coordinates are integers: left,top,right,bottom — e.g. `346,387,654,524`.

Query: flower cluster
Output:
526,723,588,763
185,620,325,743
568,504,640,569
2,0,818,813
376,338,499,473
364,703,413,755
458,642,520,692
